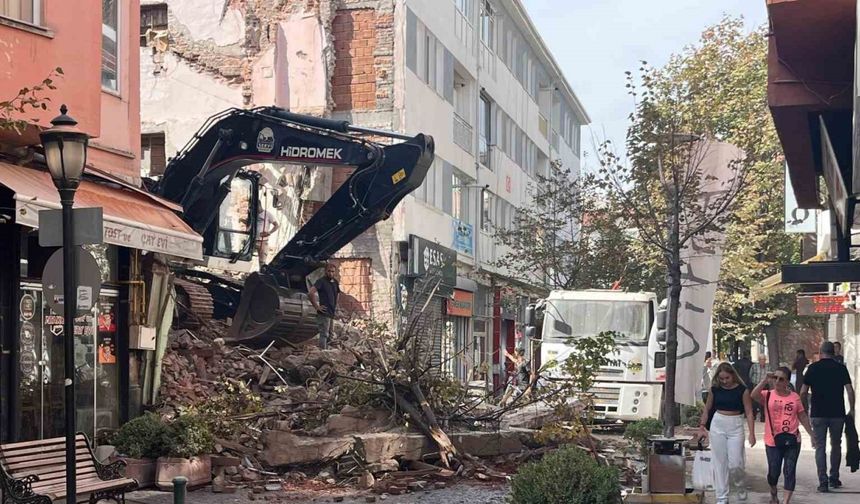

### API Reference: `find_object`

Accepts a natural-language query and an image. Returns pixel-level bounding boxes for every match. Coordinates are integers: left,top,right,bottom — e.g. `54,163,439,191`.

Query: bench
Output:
0,433,138,504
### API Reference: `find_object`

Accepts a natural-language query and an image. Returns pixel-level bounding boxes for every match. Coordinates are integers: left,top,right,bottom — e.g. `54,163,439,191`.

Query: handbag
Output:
766,391,799,450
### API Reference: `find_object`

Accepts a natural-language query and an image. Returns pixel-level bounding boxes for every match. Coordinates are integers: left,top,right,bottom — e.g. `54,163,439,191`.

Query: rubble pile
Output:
153,325,640,496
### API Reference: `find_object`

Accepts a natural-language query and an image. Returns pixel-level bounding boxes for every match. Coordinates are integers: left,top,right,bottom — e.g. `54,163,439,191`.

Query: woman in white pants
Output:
699,362,757,503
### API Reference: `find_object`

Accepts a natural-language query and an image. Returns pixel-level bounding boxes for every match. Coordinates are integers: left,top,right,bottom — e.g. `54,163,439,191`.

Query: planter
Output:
115,456,157,489
156,455,212,490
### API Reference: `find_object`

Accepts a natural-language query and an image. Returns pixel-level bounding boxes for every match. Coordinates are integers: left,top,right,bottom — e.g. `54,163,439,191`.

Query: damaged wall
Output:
140,0,402,324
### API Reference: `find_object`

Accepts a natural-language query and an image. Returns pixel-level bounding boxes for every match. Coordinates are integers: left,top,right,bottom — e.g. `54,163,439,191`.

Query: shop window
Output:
102,0,119,92
0,0,41,25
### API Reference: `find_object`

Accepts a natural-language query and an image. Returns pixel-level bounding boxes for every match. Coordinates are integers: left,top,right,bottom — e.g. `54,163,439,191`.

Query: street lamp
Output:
39,104,88,504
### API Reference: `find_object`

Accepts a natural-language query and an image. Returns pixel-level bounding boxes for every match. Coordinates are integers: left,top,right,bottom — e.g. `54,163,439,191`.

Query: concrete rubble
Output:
153,324,642,497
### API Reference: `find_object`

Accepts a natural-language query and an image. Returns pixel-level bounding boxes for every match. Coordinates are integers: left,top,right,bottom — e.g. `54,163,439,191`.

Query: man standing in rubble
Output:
309,262,340,349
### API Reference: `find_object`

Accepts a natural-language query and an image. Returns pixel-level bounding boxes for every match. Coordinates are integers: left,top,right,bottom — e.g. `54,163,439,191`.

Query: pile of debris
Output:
153,323,637,496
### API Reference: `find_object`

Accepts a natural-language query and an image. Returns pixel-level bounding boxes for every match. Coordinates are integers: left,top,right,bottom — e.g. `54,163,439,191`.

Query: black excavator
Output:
151,106,434,346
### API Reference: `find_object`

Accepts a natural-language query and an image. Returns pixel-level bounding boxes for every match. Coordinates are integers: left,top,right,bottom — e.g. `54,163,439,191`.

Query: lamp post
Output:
39,104,89,503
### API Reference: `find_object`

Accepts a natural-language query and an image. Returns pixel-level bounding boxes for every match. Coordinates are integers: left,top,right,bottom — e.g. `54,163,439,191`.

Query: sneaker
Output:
829,478,843,488
818,483,830,492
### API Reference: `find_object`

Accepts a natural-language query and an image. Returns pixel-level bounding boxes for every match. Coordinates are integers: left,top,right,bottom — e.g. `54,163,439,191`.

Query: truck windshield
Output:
544,299,649,342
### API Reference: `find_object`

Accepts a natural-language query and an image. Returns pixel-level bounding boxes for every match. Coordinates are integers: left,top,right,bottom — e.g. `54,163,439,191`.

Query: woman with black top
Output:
699,362,757,504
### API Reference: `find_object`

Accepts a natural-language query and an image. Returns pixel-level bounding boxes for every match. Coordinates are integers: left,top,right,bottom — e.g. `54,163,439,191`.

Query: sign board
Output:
784,165,817,233
820,117,851,234
452,219,474,255
797,293,853,316
409,235,456,288
446,289,474,317
42,247,102,317
38,208,104,246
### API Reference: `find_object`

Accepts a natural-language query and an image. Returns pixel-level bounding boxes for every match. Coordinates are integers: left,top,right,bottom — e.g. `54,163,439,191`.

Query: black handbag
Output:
766,391,799,450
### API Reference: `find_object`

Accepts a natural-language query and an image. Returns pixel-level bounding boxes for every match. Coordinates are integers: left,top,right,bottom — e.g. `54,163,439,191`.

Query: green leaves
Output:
0,68,63,133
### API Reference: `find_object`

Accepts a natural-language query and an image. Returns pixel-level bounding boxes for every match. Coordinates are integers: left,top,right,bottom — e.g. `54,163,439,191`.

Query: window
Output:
417,159,439,208
479,94,492,168
0,0,40,24
140,3,167,47
480,0,494,49
481,191,494,231
424,33,436,86
451,169,471,222
454,0,471,18
102,0,119,92
141,133,166,177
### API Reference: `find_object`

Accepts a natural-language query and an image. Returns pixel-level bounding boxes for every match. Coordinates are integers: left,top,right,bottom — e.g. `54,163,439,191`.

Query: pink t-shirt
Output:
764,390,804,447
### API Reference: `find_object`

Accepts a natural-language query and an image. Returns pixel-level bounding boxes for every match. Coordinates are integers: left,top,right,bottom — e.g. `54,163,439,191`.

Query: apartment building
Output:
138,0,588,391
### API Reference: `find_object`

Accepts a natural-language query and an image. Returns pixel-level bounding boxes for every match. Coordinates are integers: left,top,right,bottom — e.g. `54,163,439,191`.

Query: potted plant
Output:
156,414,215,490
112,413,169,489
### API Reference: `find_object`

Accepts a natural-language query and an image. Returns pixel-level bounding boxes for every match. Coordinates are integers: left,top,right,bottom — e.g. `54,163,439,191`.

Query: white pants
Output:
710,412,746,503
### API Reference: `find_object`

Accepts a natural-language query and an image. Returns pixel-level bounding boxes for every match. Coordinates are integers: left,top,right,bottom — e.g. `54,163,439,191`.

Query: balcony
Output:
453,114,473,153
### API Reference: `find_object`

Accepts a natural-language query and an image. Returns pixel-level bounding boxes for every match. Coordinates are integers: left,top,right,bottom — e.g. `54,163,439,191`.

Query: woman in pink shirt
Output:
752,366,816,504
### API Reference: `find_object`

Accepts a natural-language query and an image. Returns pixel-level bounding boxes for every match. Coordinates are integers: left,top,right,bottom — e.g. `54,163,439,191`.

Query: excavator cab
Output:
204,170,262,263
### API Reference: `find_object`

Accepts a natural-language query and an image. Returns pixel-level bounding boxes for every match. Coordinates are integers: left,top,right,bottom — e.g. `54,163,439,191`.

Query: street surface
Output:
126,424,860,504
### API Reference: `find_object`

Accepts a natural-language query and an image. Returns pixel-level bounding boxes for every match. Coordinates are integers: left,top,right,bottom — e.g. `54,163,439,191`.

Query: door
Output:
16,283,120,442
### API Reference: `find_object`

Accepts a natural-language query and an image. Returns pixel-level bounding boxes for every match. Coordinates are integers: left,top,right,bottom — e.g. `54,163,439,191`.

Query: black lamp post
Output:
39,104,88,503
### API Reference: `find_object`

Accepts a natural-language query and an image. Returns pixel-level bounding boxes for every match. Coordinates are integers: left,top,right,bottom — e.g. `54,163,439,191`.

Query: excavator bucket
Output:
226,273,319,346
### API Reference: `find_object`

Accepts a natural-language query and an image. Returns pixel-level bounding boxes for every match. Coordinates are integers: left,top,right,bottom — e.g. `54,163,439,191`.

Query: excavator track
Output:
174,278,215,328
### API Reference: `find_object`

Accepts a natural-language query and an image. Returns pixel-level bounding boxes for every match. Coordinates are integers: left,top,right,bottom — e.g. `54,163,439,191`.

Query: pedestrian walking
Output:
792,349,809,409
733,350,754,391
701,351,716,403
750,355,769,421
834,341,845,365
752,366,816,504
308,262,340,349
800,340,856,492
699,362,756,504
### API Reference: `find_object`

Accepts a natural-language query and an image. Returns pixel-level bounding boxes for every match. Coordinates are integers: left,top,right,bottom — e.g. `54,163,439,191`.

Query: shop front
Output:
0,163,202,443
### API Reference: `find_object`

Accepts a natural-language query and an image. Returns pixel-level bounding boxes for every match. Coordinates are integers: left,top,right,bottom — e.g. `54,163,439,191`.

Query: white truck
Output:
525,290,666,421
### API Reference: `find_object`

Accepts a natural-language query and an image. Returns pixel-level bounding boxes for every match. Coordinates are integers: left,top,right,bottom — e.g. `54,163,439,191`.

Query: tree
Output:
0,68,62,133
492,161,646,291
597,60,748,436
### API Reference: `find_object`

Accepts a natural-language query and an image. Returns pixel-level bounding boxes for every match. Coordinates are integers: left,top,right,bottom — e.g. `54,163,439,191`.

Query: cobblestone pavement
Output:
128,481,509,504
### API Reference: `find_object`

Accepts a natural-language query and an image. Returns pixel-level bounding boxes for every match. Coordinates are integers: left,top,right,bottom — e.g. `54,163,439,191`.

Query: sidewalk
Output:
706,424,859,503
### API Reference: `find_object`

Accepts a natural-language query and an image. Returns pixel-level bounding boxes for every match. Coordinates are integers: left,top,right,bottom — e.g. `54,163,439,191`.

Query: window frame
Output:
479,0,494,50
102,0,121,93
479,93,492,169
0,0,42,26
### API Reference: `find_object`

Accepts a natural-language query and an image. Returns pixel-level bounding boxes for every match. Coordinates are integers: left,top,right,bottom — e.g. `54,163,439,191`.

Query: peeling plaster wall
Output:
140,51,243,156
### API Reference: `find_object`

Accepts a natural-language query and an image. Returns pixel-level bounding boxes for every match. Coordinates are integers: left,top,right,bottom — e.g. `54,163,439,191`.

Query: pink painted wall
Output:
0,0,140,182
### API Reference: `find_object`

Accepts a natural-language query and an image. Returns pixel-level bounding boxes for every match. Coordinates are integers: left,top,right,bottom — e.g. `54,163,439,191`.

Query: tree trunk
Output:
663,257,682,437
765,324,780,371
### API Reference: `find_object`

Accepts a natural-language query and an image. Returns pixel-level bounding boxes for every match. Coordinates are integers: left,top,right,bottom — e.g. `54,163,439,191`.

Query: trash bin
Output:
647,436,690,494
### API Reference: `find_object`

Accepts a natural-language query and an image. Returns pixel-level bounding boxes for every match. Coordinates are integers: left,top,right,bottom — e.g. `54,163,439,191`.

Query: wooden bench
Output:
0,433,138,504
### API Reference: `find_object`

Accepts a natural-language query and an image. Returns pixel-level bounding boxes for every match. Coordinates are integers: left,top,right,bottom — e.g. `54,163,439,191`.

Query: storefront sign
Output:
797,293,853,315
452,219,474,256
784,164,816,233
17,201,203,260
409,235,456,287
42,248,102,317
447,289,474,317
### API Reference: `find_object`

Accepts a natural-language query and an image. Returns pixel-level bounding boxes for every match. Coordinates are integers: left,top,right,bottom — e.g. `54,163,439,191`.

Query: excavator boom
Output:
154,107,434,346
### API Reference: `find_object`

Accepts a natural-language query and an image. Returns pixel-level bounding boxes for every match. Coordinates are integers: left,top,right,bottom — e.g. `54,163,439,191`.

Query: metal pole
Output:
60,188,77,504
173,476,188,504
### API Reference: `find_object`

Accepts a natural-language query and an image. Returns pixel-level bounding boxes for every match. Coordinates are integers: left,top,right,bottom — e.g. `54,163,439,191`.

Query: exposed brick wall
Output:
332,9,377,110
332,258,373,316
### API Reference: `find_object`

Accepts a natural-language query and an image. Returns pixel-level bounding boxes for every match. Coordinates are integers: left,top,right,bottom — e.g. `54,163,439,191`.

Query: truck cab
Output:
530,290,665,421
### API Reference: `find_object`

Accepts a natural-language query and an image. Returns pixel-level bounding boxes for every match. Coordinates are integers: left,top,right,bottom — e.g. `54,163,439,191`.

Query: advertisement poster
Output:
98,301,117,364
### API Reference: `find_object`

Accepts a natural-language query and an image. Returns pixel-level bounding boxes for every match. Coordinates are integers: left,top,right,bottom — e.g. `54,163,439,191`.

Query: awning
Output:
0,162,203,260
752,252,826,298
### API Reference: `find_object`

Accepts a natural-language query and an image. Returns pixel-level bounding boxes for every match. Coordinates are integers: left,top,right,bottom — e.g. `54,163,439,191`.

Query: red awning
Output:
0,162,203,260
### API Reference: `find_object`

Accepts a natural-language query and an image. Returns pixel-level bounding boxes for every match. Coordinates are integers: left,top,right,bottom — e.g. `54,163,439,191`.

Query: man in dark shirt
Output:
801,341,856,492
732,351,753,390
308,262,340,349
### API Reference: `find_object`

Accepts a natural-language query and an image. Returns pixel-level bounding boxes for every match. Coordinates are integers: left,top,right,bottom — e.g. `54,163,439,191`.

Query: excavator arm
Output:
154,106,434,346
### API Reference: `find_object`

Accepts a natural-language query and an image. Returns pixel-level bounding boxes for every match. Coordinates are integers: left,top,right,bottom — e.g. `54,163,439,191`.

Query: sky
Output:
523,0,769,167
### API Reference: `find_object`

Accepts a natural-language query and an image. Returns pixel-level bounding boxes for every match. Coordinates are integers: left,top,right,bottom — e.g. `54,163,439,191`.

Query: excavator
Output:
150,106,434,347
